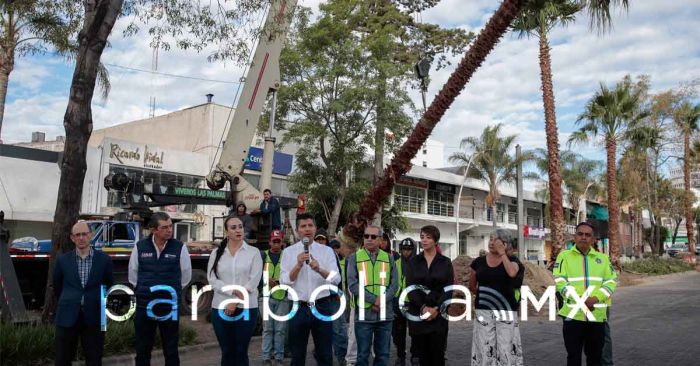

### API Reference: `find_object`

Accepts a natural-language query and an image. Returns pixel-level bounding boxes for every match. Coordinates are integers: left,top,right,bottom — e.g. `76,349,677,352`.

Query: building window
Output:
486,203,505,223
422,161,427,167
423,149,427,155
428,190,454,217
527,207,542,227
394,185,425,213
508,205,517,224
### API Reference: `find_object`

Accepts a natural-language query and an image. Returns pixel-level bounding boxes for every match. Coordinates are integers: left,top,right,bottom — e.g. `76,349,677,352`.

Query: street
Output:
132,271,700,366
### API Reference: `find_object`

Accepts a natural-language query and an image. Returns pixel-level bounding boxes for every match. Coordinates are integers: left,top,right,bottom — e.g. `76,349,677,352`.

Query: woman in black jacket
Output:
404,225,453,366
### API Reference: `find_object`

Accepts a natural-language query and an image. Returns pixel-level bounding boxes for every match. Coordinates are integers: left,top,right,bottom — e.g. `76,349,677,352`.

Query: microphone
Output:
302,237,310,264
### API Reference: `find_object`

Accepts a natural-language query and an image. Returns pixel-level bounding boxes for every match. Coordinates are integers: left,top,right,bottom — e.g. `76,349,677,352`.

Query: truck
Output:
6,0,300,317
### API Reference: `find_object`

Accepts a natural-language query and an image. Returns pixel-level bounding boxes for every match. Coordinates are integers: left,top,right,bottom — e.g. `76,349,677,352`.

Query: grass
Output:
0,319,198,365
622,256,695,275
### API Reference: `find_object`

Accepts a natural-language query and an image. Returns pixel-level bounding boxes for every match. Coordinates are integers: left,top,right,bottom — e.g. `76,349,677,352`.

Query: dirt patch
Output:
618,271,645,287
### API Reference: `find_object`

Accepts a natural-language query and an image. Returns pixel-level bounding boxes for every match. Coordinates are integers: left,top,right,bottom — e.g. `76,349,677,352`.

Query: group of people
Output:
52,205,617,366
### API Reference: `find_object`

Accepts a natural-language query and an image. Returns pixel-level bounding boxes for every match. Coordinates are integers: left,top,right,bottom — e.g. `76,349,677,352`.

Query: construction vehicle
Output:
6,0,299,317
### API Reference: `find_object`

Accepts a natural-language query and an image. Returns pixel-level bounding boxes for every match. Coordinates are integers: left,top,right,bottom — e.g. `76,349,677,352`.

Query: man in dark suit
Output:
53,220,114,366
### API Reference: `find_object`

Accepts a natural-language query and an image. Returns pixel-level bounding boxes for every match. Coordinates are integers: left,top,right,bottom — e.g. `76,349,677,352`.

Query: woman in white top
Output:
207,216,263,366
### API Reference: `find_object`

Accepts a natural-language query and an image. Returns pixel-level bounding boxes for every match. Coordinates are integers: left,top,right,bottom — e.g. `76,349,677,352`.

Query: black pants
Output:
55,311,104,366
563,319,605,366
134,308,180,366
412,328,448,366
392,311,417,360
289,298,333,366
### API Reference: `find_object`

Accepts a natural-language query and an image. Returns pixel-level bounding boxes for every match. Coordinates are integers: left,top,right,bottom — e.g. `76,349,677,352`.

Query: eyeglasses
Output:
576,231,593,238
363,234,378,239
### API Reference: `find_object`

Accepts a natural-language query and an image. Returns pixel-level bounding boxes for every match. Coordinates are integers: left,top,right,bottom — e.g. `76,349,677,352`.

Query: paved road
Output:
140,271,700,366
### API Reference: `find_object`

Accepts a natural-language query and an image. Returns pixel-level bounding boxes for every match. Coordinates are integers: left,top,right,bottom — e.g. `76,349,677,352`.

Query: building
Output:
410,139,444,168
2,100,297,244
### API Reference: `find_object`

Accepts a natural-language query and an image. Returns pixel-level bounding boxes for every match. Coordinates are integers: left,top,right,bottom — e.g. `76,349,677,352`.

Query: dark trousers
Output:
392,311,417,360
134,308,180,366
211,308,259,366
563,319,605,366
55,311,104,366
412,328,448,366
289,298,333,366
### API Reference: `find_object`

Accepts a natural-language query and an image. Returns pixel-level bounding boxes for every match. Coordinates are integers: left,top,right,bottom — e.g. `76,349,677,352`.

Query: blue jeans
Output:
262,298,291,361
289,298,334,366
331,297,348,362
355,320,392,366
211,308,259,366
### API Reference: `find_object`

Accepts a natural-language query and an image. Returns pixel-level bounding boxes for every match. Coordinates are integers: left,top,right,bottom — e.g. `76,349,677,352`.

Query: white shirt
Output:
128,237,192,287
280,240,341,302
207,242,263,309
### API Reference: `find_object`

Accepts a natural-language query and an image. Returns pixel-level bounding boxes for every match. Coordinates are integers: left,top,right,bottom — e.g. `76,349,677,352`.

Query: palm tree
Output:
451,123,532,229
674,101,700,261
569,76,648,267
344,0,527,243
511,0,629,265
0,1,109,140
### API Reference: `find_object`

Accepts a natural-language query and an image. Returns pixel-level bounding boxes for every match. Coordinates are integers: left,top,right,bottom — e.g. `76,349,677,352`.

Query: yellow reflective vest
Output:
553,246,617,322
355,248,391,309
264,250,286,300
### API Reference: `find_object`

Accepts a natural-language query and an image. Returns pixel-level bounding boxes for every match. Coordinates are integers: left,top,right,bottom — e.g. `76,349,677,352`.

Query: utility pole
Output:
517,144,524,260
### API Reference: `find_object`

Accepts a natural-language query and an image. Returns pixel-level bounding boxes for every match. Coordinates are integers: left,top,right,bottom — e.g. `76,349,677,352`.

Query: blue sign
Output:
244,146,293,176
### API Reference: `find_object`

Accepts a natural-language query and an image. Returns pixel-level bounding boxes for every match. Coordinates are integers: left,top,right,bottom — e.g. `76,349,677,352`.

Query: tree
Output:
0,1,77,139
512,0,629,265
450,124,532,229
569,75,648,267
674,101,700,261
42,0,269,322
346,0,528,244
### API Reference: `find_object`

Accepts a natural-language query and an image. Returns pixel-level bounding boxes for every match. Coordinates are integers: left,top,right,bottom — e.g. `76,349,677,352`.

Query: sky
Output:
3,0,700,173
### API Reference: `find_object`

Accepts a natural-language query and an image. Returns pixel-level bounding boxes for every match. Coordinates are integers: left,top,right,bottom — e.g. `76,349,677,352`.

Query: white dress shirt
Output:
280,240,341,302
128,237,192,287
207,242,263,309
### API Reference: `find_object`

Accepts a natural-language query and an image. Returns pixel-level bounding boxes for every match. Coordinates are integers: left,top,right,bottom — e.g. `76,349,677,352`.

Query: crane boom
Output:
206,0,298,208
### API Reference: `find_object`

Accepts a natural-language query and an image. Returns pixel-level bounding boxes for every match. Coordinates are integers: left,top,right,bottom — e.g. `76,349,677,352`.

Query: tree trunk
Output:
348,0,526,243
683,133,696,262
537,26,565,268
0,48,15,141
372,76,387,227
42,0,124,323
605,136,621,268
492,203,498,229
328,185,347,236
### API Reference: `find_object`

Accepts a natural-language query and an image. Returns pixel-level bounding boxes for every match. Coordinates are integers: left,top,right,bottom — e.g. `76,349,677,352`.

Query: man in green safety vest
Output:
554,222,618,366
260,230,289,366
347,225,398,366
393,237,417,366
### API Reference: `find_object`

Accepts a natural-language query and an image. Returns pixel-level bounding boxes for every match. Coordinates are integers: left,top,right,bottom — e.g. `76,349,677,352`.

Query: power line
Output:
105,63,242,84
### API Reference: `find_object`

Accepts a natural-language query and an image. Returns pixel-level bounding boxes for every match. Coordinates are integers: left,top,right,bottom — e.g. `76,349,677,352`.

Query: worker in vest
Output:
554,222,617,366
347,225,398,366
261,230,289,366
393,237,418,366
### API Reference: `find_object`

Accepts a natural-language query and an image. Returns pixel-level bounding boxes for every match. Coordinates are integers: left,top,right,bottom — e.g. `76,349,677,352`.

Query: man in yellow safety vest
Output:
261,230,289,366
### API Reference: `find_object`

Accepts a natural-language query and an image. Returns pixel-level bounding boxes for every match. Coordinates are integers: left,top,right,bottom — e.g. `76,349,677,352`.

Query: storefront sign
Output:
397,176,428,189
524,225,546,239
429,181,456,194
109,143,165,169
244,146,293,176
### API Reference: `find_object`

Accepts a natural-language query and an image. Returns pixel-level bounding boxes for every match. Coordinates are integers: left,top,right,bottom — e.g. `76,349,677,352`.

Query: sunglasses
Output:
363,234,378,239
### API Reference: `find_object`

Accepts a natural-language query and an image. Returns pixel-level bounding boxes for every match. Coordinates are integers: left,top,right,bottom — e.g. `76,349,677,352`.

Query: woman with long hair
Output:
207,216,263,366
469,229,524,366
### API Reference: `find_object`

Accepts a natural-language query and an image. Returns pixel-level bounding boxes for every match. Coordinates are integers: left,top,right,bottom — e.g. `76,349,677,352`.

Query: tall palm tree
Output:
0,0,109,141
342,0,527,243
569,76,648,267
674,101,700,261
451,124,532,229
512,0,629,265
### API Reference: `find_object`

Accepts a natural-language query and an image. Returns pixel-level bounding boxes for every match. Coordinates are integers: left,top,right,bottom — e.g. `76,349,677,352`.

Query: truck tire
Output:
181,269,212,316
